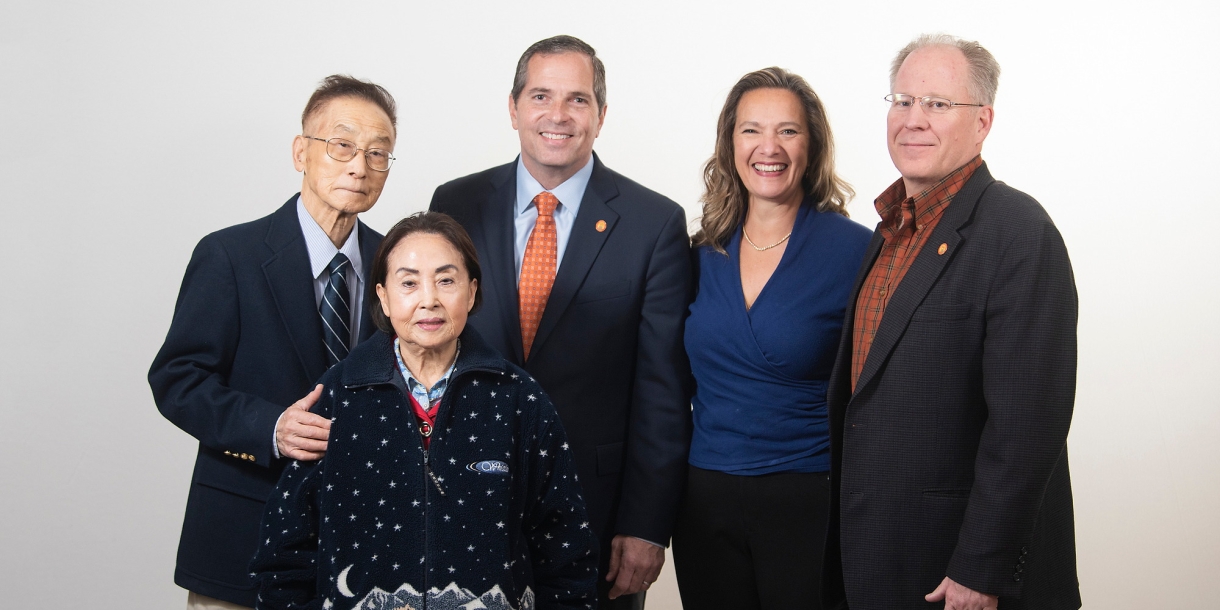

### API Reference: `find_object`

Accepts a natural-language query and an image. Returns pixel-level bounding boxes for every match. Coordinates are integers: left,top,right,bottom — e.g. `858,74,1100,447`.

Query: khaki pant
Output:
186,591,252,610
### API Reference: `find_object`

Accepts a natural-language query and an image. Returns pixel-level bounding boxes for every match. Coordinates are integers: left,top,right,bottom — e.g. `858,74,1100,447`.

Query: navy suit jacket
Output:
429,155,693,567
822,164,1081,610
149,197,381,606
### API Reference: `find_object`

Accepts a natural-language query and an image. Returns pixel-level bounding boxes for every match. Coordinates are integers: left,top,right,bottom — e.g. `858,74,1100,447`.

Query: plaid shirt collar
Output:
874,155,983,242
394,337,459,410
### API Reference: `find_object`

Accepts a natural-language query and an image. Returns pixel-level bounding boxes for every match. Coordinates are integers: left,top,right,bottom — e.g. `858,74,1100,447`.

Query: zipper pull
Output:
423,449,446,496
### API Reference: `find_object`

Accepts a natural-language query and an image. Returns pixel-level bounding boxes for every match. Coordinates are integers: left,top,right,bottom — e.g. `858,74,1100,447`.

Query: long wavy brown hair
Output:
693,67,853,254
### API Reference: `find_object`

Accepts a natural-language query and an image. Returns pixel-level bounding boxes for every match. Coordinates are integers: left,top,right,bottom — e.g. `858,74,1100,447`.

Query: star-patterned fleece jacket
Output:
251,328,597,610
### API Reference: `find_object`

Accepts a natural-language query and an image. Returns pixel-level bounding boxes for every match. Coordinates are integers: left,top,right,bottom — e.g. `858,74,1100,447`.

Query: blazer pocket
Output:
573,280,631,304
596,441,625,476
912,303,972,322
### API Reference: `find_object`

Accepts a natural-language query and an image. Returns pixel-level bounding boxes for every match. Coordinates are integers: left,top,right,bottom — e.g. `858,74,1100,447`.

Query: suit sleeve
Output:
428,183,458,218
148,235,286,465
521,383,599,609
613,205,694,545
946,210,1078,597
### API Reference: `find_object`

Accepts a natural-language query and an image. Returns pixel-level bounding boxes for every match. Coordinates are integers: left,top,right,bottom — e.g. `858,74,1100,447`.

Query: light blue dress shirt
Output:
274,199,367,460
296,197,365,348
513,155,595,281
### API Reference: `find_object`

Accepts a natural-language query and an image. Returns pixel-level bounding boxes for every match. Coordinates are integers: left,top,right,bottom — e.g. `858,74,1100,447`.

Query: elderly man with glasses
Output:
149,75,397,610
822,35,1081,610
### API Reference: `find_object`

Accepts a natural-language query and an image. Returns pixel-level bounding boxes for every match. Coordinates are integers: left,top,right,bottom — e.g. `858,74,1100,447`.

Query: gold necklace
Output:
742,226,792,251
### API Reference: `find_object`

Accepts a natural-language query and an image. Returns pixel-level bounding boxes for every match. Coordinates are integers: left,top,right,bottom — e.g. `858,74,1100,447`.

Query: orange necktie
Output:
519,191,559,360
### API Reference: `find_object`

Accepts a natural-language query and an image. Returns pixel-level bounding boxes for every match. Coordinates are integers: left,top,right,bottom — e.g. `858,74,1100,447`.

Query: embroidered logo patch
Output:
467,460,510,475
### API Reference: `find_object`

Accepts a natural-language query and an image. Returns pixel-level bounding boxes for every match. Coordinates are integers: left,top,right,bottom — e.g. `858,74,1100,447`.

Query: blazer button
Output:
1013,573,1022,582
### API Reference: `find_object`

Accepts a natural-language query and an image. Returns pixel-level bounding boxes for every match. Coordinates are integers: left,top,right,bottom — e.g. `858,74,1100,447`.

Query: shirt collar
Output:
514,154,594,218
296,196,363,282
393,337,459,402
874,155,983,239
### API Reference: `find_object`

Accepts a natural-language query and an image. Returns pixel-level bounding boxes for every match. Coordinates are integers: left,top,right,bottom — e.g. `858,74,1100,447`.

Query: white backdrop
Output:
1,1,1217,608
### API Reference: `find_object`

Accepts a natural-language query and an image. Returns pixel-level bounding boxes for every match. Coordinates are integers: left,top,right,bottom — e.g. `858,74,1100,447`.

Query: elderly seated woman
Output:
251,212,596,610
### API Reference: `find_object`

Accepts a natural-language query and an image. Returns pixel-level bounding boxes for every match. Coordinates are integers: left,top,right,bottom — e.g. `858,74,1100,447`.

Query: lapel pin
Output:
595,220,607,232
937,243,948,255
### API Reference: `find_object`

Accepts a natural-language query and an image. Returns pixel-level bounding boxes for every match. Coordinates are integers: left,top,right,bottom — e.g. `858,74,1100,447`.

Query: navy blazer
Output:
822,164,1081,610
429,155,694,566
149,197,381,606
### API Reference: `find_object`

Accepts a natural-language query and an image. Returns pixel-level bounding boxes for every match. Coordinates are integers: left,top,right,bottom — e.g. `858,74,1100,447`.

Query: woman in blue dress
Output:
672,67,872,610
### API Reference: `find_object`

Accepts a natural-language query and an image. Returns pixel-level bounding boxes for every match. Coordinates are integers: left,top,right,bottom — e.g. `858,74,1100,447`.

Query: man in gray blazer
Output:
823,35,1080,610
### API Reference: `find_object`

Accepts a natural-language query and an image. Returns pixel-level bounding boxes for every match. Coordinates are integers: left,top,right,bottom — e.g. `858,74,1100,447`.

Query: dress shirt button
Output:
879,287,887,297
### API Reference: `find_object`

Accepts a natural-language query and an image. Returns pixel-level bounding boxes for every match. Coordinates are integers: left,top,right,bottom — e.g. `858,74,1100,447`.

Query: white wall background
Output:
1,1,1217,607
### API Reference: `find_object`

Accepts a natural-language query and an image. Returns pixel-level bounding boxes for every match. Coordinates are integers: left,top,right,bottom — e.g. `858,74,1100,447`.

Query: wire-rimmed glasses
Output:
302,136,395,171
884,94,985,114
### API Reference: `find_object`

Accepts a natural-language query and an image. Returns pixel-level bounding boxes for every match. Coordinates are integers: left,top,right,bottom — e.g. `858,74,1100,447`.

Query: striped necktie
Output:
320,252,351,366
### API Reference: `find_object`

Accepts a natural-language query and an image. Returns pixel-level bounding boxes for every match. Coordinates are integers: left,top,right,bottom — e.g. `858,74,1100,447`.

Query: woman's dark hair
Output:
369,212,483,334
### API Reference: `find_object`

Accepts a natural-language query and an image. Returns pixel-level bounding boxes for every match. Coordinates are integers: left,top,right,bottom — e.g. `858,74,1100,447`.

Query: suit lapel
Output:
262,198,329,382
479,164,526,362
853,164,996,396
828,230,884,405
356,220,381,341
530,158,620,359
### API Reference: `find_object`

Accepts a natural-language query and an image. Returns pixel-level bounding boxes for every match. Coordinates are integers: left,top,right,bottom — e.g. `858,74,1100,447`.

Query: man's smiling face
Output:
509,52,606,189
888,45,992,195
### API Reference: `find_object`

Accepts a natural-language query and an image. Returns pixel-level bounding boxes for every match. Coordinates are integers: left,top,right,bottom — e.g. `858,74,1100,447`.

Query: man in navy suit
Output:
823,35,1080,610
430,35,693,609
150,75,397,609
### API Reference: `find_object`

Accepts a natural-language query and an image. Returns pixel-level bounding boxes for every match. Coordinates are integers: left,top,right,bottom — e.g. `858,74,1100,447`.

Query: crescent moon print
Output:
337,564,356,598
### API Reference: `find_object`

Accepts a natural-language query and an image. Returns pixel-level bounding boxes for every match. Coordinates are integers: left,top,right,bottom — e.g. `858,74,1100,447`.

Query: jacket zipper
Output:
421,441,430,610
423,448,446,496
349,361,502,609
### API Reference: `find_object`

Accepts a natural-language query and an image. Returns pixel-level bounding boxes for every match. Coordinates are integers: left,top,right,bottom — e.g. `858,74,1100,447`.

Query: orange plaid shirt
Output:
850,156,983,391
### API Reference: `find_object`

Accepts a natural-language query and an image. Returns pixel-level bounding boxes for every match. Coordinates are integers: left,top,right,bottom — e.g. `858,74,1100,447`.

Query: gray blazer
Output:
823,163,1081,610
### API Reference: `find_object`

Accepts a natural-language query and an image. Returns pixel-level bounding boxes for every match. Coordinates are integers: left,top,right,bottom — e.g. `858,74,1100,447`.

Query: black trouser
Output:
672,466,830,610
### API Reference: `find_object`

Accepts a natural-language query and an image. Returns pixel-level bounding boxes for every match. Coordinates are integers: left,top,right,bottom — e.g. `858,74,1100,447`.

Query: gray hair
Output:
890,34,1001,106
302,74,397,134
511,35,607,110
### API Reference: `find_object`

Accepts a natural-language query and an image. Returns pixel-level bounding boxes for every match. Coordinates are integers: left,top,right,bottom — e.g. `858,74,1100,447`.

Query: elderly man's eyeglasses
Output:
885,94,985,114
302,136,395,171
